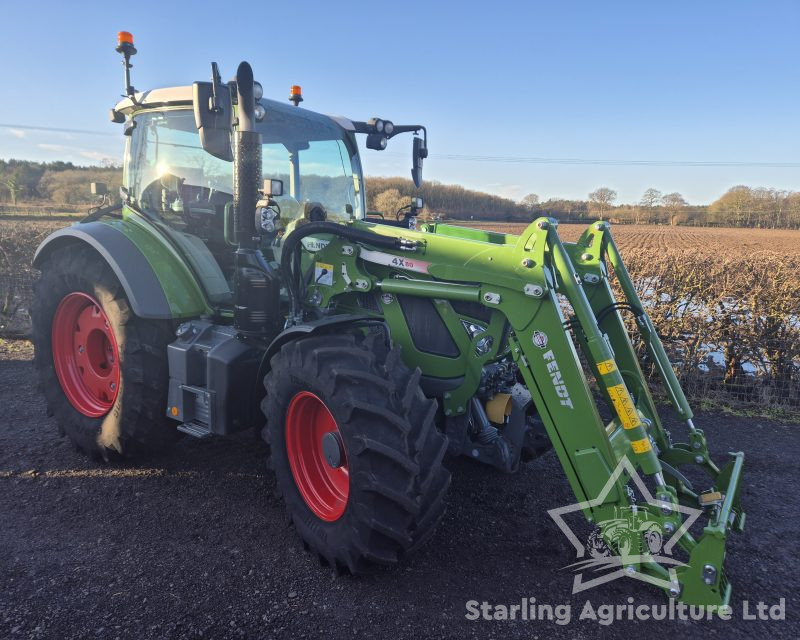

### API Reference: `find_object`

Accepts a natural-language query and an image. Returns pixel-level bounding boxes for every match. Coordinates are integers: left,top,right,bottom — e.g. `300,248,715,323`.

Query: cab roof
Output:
114,85,356,131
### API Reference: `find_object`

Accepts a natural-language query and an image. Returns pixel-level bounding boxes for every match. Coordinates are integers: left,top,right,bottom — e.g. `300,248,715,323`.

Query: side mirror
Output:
90,182,107,196
193,75,233,162
412,135,428,188
264,178,283,197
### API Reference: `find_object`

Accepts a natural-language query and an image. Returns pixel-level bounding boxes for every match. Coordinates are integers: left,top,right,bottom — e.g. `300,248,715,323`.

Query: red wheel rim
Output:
51,292,120,418
285,391,349,522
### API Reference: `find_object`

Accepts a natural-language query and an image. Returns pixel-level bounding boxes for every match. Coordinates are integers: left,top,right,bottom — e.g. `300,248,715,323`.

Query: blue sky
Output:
0,0,797,204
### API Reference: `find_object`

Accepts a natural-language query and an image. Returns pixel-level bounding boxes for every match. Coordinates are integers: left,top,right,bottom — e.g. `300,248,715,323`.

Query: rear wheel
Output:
262,333,450,573
32,245,178,458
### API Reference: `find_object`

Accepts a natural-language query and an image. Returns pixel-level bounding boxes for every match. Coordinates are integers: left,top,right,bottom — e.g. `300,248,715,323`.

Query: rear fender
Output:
33,220,212,320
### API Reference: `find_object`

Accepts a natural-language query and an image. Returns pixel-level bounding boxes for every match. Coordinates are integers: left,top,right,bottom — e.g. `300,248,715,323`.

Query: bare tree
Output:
640,188,662,207
662,192,688,225
521,193,539,211
708,186,751,226
638,188,662,224
588,187,617,220
771,189,790,228
373,189,411,217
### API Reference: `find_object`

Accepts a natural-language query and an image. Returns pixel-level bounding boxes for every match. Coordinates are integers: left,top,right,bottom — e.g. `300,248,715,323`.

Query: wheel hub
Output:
51,292,120,417
321,431,345,469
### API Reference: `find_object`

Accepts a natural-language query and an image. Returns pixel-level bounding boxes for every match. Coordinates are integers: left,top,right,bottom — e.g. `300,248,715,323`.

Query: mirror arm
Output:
350,121,426,143
350,121,372,134
386,125,425,140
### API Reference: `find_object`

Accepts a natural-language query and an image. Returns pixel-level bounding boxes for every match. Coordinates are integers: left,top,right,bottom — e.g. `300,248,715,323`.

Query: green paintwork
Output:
304,215,744,608
102,93,743,608
108,206,213,318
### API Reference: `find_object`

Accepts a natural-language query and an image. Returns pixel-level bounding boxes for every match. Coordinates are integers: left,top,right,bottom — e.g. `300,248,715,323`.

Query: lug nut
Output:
695,455,704,464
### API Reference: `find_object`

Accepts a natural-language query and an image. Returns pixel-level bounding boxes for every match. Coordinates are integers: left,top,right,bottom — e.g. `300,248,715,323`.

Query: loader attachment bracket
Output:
510,218,747,608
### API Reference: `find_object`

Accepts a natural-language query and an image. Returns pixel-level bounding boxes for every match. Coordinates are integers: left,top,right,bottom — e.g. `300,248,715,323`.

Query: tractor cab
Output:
114,88,367,292
112,76,426,307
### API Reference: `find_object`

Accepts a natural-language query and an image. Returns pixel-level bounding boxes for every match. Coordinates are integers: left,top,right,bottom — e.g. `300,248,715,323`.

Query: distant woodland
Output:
1,159,798,228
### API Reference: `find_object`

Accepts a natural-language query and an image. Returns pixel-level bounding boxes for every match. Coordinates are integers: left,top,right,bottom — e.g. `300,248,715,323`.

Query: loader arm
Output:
305,216,744,607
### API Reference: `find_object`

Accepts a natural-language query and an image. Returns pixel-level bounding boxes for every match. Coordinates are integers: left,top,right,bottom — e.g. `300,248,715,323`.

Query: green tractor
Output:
31,32,744,606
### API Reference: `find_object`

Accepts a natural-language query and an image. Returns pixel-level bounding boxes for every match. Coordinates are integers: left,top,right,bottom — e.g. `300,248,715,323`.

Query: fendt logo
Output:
548,456,703,595
532,331,549,349
542,349,574,409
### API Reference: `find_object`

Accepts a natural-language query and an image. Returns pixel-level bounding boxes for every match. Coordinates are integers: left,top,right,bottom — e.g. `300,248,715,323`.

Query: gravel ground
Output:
1,338,797,639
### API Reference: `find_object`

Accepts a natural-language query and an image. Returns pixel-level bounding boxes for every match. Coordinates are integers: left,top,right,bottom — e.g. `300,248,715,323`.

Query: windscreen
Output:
125,106,364,228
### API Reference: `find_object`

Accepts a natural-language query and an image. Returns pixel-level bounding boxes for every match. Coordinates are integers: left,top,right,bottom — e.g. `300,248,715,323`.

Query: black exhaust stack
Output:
233,62,261,249
232,62,281,336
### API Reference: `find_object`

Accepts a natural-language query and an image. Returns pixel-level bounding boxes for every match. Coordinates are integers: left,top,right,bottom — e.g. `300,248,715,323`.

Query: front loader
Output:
31,32,744,607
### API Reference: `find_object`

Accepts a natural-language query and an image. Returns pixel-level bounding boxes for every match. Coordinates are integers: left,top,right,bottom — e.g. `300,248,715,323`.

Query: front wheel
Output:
261,333,450,573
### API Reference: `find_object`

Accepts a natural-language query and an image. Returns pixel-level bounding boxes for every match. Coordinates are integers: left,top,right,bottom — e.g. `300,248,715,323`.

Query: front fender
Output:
33,220,211,320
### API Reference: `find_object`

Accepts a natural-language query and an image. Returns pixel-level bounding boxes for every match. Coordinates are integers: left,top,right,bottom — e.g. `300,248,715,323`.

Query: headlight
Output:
383,120,394,135
253,82,264,100
369,117,384,133
254,103,266,121
366,133,388,150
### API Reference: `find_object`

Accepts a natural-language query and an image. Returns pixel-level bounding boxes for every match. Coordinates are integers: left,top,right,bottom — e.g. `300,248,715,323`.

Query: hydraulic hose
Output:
280,221,406,317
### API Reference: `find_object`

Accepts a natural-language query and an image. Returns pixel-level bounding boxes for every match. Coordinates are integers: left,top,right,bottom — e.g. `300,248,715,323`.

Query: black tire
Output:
31,244,178,458
261,332,451,573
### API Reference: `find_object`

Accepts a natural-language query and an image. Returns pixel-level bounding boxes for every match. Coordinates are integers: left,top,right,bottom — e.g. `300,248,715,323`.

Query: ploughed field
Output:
4,218,799,256
451,221,800,255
